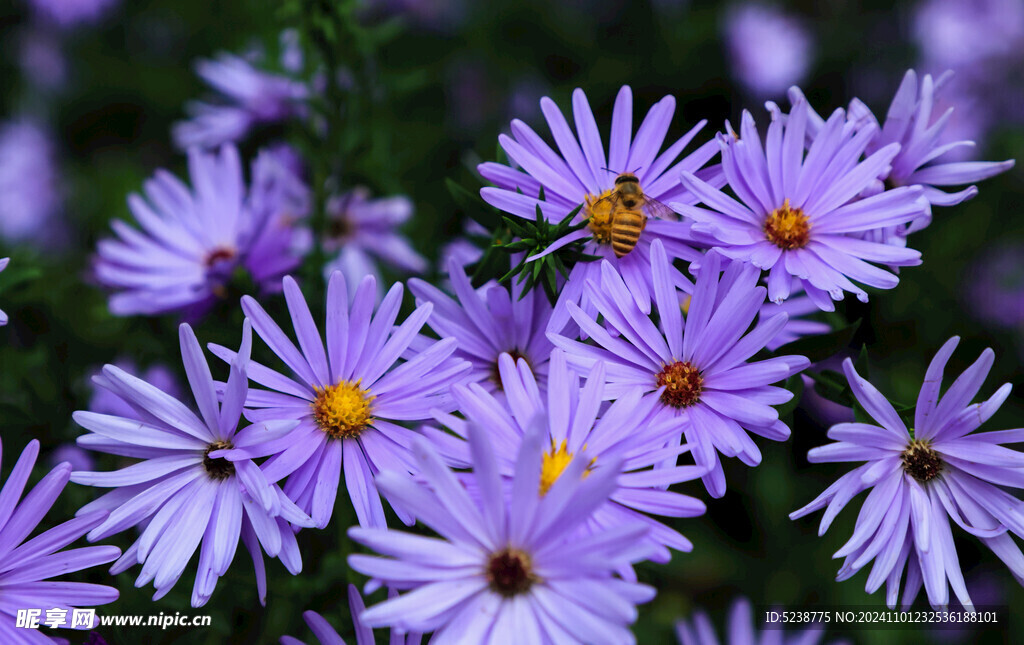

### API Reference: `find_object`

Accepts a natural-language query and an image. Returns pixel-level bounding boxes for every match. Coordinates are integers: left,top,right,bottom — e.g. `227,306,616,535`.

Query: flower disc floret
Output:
656,361,703,408
764,199,810,250
487,548,537,597
901,438,943,482
202,440,236,480
312,380,374,439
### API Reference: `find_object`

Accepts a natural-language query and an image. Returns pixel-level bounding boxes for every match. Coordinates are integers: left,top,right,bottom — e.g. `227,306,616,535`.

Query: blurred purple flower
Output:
479,85,720,333
913,0,1024,72
26,0,120,28
551,242,808,498
674,96,929,311
280,585,422,645
209,272,470,530
0,257,8,326
677,597,836,645
724,3,814,98
853,70,1013,208
348,425,657,643
94,146,305,319
17,29,67,91
71,323,313,607
48,444,95,473
173,53,308,150
409,259,555,394
0,119,62,246
433,349,707,568
964,242,1024,331
0,438,120,642
322,188,427,297
791,337,1024,610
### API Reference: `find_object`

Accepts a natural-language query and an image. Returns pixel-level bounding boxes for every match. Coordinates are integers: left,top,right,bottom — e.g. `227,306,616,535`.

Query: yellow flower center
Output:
312,380,374,439
539,439,595,496
657,360,703,408
764,199,811,250
584,189,616,244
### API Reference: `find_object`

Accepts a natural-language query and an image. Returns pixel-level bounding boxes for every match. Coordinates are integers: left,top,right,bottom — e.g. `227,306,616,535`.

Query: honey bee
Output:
590,172,676,258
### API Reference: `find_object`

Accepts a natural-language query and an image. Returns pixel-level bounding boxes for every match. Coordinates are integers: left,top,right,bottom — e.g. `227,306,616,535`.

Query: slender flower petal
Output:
674,97,931,311
480,85,721,332
410,259,555,395
349,424,656,643
551,240,808,498
72,321,312,607
93,146,307,319
432,349,707,569
791,337,1024,610
0,438,120,643
211,271,470,530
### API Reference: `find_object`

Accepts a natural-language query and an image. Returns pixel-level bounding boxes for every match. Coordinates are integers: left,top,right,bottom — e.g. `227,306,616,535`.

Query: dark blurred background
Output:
1,0,1022,643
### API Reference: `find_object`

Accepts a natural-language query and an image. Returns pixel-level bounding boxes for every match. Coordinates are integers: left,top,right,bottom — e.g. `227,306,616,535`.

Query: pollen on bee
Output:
312,379,375,439
584,189,616,244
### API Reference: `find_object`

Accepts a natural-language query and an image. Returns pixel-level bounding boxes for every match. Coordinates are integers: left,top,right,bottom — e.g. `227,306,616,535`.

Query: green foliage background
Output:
0,0,1022,643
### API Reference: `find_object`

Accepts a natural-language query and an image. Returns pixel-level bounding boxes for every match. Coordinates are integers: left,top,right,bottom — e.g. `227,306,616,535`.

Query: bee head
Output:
614,172,638,185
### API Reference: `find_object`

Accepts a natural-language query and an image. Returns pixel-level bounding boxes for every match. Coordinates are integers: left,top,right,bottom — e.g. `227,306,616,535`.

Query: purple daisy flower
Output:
433,348,707,568
321,188,427,296
847,70,1014,208
478,85,721,332
209,272,470,530
676,597,837,645
723,3,814,98
94,146,304,319
790,337,1024,610
173,53,308,150
674,96,931,311
551,240,809,498
0,120,62,246
409,259,554,394
348,424,657,644
0,438,120,643
71,322,313,607
27,0,119,28
0,257,8,326
964,242,1024,333
281,585,422,645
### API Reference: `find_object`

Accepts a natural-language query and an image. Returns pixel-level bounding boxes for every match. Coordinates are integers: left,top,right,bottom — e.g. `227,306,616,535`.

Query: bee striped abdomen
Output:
610,209,646,258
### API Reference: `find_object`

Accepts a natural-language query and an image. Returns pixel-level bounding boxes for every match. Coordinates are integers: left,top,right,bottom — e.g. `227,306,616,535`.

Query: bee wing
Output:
591,191,624,211
642,197,679,221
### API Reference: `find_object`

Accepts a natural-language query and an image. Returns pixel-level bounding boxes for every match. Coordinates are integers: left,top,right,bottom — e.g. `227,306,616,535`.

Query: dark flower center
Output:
204,246,237,267
486,548,536,597
327,214,353,242
491,349,529,391
203,440,235,480
764,199,810,250
901,438,943,483
656,361,703,408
